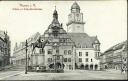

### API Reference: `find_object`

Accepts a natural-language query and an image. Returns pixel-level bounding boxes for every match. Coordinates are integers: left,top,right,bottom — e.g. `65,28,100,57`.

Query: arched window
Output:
68,58,71,62
64,50,67,55
68,50,72,55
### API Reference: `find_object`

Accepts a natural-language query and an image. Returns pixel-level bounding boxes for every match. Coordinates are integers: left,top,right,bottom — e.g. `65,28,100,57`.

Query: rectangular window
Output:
86,52,88,56
91,59,93,62
79,52,82,56
95,52,97,57
69,65,72,69
68,58,71,62
59,39,62,42
56,50,59,54
57,56,60,60
64,50,67,55
63,39,66,42
85,58,88,62
97,52,100,57
40,49,44,54
48,49,52,54
48,58,52,62
64,58,67,62
79,58,82,62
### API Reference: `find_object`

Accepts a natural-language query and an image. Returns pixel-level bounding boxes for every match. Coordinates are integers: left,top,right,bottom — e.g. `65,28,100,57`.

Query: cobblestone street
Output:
0,70,127,80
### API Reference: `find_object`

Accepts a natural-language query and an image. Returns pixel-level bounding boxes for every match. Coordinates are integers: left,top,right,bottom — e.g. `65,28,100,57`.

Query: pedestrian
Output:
123,67,126,74
36,65,39,72
121,68,123,74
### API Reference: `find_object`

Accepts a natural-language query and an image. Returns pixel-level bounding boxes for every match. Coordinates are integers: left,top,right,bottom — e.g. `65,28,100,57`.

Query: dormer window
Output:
95,40,98,43
82,45,86,48
77,43,81,48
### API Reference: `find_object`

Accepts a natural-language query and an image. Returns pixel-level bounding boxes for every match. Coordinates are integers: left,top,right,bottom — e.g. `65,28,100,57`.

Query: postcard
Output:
0,0,127,80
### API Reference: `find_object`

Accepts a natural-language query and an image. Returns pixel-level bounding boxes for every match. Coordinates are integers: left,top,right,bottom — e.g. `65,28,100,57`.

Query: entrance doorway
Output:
90,65,93,70
85,64,89,70
80,64,84,69
95,64,98,70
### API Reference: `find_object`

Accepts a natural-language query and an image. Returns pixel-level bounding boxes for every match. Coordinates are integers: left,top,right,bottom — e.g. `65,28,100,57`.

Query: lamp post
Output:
53,43,58,72
25,40,28,74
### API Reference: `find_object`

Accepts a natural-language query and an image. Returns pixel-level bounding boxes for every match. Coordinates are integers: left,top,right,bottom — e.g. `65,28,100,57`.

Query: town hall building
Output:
67,2,101,70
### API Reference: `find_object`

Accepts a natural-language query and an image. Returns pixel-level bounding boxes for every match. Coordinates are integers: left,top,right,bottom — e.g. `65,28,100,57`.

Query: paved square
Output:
0,70,127,80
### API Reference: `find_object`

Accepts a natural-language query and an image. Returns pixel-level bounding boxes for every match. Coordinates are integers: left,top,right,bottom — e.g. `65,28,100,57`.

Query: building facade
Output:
0,30,11,68
30,9,75,70
13,32,41,66
67,2,101,70
100,40,127,71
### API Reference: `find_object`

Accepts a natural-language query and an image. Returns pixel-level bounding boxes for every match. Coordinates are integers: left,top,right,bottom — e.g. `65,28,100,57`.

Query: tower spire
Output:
53,6,58,19
55,5,56,10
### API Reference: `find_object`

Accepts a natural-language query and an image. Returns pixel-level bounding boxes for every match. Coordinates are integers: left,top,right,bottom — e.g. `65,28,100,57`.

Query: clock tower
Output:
67,2,85,33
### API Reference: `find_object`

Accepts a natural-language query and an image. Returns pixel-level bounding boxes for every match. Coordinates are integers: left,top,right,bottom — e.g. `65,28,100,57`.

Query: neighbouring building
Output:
13,32,41,66
13,2,101,71
100,40,127,71
67,2,101,70
0,30,11,68
99,53,106,70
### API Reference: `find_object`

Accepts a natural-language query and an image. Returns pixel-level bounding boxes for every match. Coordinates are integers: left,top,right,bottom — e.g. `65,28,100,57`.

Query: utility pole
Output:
25,40,28,74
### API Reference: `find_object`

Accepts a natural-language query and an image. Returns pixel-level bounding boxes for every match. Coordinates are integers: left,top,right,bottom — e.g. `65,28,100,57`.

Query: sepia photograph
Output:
0,0,127,80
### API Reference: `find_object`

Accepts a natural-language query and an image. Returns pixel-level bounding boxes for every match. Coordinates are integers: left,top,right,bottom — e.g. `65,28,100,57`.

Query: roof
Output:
68,33,100,48
46,9,61,32
104,40,127,53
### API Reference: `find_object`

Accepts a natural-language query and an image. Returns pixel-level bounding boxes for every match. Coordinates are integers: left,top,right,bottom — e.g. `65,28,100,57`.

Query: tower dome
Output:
71,2,80,10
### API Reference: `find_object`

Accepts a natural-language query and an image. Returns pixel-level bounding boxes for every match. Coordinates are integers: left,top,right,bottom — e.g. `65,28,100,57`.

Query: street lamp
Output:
25,40,28,74
53,43,58,72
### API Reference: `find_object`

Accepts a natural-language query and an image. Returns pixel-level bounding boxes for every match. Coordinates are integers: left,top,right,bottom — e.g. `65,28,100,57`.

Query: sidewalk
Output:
106,69,121,73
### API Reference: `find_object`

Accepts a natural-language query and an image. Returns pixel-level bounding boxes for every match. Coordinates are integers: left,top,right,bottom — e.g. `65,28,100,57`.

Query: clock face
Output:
76,14,79,17
41,39,44,42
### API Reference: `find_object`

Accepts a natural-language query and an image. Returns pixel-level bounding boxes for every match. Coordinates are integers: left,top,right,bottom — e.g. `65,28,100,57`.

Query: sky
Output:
0,0,127,56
